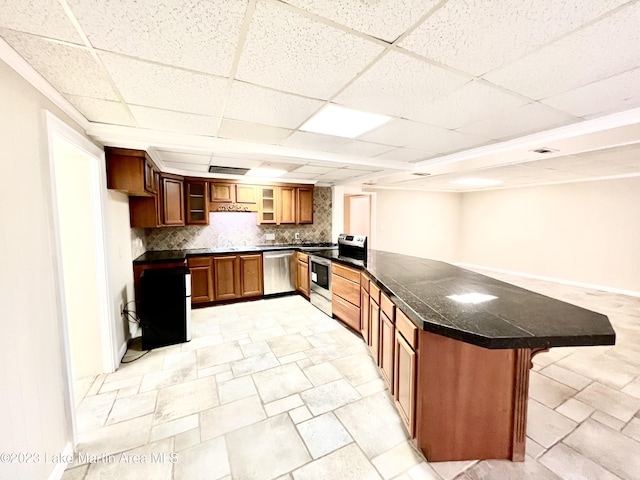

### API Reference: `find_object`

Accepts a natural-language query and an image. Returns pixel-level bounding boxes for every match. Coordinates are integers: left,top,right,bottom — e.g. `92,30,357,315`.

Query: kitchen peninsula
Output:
134,246,615,462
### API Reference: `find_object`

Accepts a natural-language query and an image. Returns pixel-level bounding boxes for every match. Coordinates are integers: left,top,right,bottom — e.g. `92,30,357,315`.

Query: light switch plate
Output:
265,233,275,240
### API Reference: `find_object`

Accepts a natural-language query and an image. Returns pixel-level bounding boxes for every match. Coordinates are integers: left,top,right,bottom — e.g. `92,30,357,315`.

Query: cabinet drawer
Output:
332,262,360,283
187,256,212,268
396,309,418,349
369,281,381,305
380,292,395,323
297,252,309,264
360,272,369,292
332,293,360,331
332,275,360,307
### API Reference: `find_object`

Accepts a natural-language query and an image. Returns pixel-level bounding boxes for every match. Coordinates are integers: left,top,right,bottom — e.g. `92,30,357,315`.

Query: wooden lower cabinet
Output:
240,254,263,298
187,256,214,304
213,255,241,301
296,253,310,297
331,263,361,331
332,294,360,331
380,311,395,392
369,300,380,363
394,330,417,437
361,287,370,344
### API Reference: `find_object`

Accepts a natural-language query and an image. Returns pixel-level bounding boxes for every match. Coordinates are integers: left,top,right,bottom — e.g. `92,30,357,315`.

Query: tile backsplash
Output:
141,186,332,251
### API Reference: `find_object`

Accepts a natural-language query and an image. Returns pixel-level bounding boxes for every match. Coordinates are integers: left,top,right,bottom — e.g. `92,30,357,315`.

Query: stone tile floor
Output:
64,271,640,480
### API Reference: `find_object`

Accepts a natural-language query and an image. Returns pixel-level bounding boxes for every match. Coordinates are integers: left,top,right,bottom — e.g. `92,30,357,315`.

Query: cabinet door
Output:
213,255,240,301
369,300,380,364
380,311,395,392
297,259,310,296
186,180,209,225
394,331,417,437
210,182,236,202
144,158,158,195
161,176,185,226
258,187,277,224
236,184,258,204
188,257,214,303
278,186,296,224
296,187,313,224
361,287,370,344
240,254,263,298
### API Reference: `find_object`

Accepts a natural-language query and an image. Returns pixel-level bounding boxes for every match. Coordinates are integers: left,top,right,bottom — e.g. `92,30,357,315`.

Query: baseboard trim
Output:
455,263,640,298
47,441,74,480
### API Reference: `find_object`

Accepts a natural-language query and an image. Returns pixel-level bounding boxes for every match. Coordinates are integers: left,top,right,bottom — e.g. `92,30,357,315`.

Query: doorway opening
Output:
344,194,372,242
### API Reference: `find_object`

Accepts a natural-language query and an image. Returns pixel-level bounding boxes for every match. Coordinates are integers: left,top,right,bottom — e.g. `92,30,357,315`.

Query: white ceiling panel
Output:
0,0,83,44
0,29,118,100
218,118,292,145
417,81,529,130
335,50,470,119
99,52,228,116
484,2,640,100
316,169,363,181
225,81,325,129
292,165,335,174
280,171,318,180
399,0,630,76
458,103,578,141
541,67,640,119
130,106,219,137
281,131,351,151
375,148,433,163
574,144,640,167
282,0,439,43
67,0,247,76
331,140,395,157
163,161,210,173
235,0,384,99
156,150,211,165
65,95,136,126
361,119,488,153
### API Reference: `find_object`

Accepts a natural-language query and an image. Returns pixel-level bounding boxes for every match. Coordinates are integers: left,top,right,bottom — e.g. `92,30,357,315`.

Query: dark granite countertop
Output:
311,249,615,350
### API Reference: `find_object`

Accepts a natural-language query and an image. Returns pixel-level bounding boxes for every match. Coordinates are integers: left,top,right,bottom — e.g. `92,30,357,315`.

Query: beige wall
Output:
374,189,461,262
458,177,640,292
0,58,78,479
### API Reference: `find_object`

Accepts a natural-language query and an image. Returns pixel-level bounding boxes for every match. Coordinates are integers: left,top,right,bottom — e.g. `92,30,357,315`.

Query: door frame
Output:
43,111,118,444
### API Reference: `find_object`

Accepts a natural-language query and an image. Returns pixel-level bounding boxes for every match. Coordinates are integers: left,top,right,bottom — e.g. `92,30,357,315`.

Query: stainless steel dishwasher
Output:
262,250,296,295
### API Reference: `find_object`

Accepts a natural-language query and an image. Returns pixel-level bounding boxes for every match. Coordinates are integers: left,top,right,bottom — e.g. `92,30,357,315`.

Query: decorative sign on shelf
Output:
217,204,251,212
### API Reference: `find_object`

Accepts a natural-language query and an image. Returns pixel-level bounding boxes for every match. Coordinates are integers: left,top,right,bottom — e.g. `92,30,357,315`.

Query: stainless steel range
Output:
308,234,367,317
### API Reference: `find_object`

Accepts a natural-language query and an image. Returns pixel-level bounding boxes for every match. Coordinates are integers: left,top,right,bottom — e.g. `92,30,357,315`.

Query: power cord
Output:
120,306,150,364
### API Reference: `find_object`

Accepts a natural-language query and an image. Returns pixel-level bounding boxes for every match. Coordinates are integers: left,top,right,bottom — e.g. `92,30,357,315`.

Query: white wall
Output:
0,59,78,479
54,139,105,378
459,177,640,292
374,189,461,262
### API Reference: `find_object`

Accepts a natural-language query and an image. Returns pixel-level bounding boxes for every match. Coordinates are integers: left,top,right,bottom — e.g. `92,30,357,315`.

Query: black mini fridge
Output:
140,267,192,350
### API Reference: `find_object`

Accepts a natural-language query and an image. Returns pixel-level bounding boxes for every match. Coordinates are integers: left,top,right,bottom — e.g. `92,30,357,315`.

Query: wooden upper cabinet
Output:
106,147,158,196
258,187,277,224
239,254,263,298
297,187,313,224
210,182,235,203
278,186,297,224
236,184,258,204
161,174,185,226
185,179,209,225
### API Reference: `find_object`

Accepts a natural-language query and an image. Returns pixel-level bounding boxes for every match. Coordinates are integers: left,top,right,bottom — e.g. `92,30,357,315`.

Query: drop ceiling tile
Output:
541,67,640,118
330,140,396,157
0,29,118,100
292,165,335,174
99,52,227,116
574,144,640,168
375,148,433,163
156,151,211,165
65,94,136,126
316,169,362,181
417,81,529,129
282,0,438,42
484,2,640,99
458,102,578,141
225,82,325,129
67,0,247,76
361,119,488,153
210,155,261,169
235,0,384,99
0,0,83,44
280,172,318,180
163,162,210,173
281,131,350,151
335,50,470,119
129,105,219,136
218,118,293,145
399,0,629,76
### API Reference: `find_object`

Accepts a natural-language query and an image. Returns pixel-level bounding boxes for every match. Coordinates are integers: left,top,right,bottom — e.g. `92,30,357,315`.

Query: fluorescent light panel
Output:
246,168,287,178
450,178,503,187
300,104,392,138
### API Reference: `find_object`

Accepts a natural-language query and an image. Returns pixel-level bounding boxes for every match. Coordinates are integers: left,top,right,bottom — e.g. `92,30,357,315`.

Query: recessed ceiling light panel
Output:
450,178,503,187
300,104,392,138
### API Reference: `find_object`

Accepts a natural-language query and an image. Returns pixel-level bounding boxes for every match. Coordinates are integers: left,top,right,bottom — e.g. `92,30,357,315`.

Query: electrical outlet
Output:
119,302,125,316
294,232,300,240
